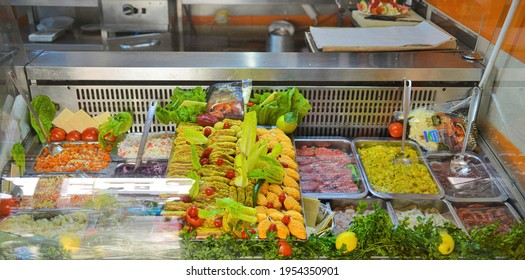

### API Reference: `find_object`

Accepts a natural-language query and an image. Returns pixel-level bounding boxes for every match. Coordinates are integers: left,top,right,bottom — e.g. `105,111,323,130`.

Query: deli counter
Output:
2,5,525,261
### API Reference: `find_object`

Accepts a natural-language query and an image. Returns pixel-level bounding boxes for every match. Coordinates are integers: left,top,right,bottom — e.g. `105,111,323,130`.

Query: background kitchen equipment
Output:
100,0,176,51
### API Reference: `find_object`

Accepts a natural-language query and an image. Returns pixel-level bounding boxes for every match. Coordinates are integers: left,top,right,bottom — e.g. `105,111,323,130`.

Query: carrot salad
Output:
34,143,112,172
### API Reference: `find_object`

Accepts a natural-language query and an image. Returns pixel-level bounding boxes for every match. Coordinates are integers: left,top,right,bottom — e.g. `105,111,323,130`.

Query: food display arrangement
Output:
1,84,524,260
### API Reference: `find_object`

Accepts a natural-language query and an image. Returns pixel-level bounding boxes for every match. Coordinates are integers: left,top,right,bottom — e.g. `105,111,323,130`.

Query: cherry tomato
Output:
247,102,255,107
278,193,286,203
241,229,256,239
50,127,66,142
216,158,224,166
187,205,199,218
223,122,231,129
179,195,192,203
266,201,274,208
203,127,212,137
205,187,214,196
186,212,205,227
81,127,99,141
214,218,223,228
225,170,235,180
104,133,116,142
282,215,291,225
278,240,293,257
65,130,81,141
200,158,210,165
388,122,403,138
201,147,213,158
268,224,277,232
280,161,289,168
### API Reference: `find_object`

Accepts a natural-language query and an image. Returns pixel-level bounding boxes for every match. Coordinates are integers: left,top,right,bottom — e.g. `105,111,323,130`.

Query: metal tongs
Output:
450,87,482,175
393,78,412,165
134,100,158,171
8,71,63,156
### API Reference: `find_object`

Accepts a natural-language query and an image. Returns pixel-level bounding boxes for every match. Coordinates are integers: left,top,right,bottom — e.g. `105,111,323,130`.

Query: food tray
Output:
426,152,507,202
294,137,368,199
328,198,393,235
450,201,522,234
352,137,445,200
387,199,460,228
112,161,168,178
113,132,175,161
25,141,116,175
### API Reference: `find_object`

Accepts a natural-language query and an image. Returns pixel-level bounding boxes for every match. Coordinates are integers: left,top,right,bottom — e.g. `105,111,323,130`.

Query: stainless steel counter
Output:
26,51,483,82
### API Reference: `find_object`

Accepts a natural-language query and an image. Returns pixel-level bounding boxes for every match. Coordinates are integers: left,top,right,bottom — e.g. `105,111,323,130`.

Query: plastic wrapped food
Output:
206,80,250,120
395,98,478,152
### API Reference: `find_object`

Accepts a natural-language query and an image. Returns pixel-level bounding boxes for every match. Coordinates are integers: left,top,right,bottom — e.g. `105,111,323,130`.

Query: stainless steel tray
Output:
112,132,175,161
426,152,507,202
328,198,393,235
294,137,368,199
352,137,445,200
387,199,461,228
449,201,522,234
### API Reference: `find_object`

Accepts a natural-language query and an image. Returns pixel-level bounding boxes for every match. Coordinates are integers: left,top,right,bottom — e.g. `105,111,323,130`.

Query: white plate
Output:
37,16,74,32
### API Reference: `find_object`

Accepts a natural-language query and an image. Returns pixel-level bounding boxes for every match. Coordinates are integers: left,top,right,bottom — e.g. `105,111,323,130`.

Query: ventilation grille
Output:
76,86,438,136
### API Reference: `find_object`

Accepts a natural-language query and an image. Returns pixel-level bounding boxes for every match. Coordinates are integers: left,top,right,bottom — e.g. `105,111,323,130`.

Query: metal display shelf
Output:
10,0,98,7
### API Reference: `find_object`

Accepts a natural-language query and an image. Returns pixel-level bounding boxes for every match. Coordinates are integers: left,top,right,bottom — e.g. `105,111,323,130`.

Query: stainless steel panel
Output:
10,0,98,7
106,32,173,51
101,0,169,32
179,0,334,4
25,51,483,82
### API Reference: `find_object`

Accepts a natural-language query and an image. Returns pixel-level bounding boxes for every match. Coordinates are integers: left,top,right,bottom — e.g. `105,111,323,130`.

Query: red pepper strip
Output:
186,212,205,227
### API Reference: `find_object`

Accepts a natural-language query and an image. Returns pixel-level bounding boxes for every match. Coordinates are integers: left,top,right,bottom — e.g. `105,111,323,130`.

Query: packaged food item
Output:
206,80,251,120
395,97,478,152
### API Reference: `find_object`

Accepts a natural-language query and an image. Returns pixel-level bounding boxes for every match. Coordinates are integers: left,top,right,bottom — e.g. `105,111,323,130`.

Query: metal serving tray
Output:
24,141,117,176
450,201,522,234
425,152,507,202
328,198,393,235
387,199,461,228
294,137,368,199
352,137,445,200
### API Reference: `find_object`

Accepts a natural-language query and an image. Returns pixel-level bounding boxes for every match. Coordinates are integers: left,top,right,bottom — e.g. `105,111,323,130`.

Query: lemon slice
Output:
260,92,277,106
179,100,207,109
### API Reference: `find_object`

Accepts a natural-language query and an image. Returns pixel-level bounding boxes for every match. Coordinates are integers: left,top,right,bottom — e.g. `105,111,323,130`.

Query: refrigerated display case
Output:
1,1,525,260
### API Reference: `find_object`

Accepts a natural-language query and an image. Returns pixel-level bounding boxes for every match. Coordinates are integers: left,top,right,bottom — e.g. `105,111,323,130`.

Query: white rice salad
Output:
118,132,174,159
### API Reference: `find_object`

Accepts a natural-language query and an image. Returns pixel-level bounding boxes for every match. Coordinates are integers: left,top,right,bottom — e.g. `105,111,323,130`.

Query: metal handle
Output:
134,100,158,169
400,78,412,153
120,38,160,50
8,71,51,144
460,87,481,155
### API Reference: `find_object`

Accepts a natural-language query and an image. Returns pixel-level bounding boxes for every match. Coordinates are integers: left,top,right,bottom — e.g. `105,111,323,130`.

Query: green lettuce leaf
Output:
30,95,56,143
190,144,202,171
248,156,285,184
155,87,206,125
247,87,310,125
11,143,25,175
98,111,133,148
188,171,200,199
184,127,208,145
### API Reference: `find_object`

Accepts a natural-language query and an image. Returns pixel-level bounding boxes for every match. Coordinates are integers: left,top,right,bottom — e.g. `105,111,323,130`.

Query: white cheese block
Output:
93,112,112,126
52,108,76,133
67,109,99,133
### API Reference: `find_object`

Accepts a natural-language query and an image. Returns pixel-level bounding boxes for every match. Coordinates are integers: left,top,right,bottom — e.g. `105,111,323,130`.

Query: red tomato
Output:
187,205,199,218
200,158,210,165
225,170,235,180
247,102,255,107
268,224,277,232
282,215,291,225
223,122,231,129
266,201,274,208
278,240,293,257
214,218,223,228
81,127,99,141
50,127,66,142
278,193,286,203
104,133,116,142
205,187,214,196
201,148,213,158
203,127,212,137
216,158,224,166
65,130,81,141
280,161,289,168
388,122,403,138
241,228,256,239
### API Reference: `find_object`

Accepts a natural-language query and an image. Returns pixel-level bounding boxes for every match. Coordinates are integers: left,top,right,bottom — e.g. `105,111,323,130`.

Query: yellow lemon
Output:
438,232,455,255
335,231,358,253
60,233,81,254
276,115,298,134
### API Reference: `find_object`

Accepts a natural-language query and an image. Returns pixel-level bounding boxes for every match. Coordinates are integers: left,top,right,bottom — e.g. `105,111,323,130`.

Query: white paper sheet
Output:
310,21,454,50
